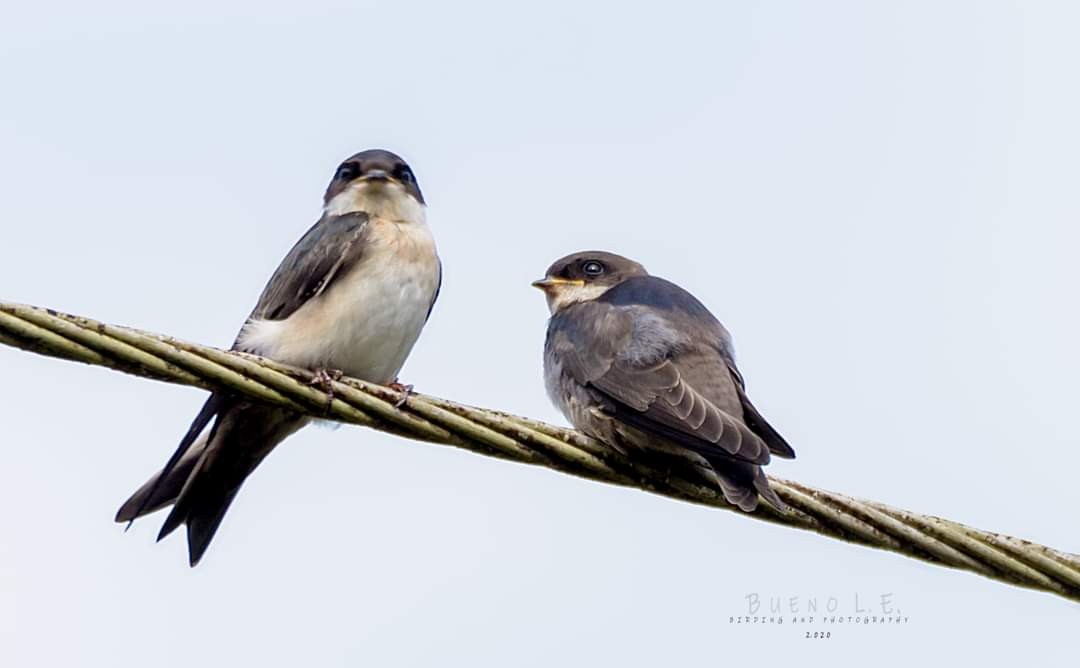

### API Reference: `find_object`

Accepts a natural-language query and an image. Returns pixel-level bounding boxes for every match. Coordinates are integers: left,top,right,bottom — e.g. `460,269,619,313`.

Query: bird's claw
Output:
308,368,344,415
388,379,414,408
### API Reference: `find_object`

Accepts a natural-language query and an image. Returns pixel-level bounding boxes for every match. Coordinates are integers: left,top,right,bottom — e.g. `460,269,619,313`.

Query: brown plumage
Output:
536,251,794,511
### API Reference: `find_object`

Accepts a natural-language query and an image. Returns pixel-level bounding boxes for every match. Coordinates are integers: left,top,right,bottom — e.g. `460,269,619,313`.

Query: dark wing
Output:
724,361,796,459
425,257,442,322
549,302,770,465
240,211,370,328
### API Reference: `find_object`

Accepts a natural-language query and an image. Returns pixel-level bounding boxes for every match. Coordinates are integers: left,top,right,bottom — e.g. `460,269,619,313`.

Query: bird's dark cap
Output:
533,250,648,291
324,149,424,205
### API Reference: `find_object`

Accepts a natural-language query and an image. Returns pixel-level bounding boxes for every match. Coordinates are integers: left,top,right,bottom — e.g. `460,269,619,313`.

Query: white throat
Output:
324,181,426,224
547,283,613,314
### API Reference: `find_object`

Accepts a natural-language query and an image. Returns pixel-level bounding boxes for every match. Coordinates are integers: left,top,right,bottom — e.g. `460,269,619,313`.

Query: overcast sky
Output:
2,1,1078,665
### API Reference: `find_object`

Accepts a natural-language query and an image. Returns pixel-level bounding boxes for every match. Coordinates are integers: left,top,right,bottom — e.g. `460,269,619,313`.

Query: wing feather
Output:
242,212,370,327
550,301,771,465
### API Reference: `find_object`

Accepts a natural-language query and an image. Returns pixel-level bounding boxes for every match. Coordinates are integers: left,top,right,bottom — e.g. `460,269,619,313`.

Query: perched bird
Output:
533,251,794,511
116,149,442,565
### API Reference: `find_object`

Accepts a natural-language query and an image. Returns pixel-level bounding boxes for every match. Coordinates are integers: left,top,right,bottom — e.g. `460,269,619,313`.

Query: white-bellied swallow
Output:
116,149,442,565
533,251,794,511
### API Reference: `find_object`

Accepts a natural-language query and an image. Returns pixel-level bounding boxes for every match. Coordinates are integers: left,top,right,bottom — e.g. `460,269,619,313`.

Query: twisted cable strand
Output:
1,301,1078,603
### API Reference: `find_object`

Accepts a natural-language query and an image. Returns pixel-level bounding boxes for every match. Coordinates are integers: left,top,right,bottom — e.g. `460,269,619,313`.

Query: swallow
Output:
116,149,442,565
533,251,794,511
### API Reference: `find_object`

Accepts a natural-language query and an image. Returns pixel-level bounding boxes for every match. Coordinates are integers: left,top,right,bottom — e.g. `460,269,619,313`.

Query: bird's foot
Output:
388,379,414,408
308,368,344,414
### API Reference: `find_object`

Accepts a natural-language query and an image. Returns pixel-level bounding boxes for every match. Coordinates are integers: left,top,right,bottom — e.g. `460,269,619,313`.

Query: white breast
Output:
238,217,440,383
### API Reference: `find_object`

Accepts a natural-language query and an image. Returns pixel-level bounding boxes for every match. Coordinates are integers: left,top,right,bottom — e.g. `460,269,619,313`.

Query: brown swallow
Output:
534,251,794,511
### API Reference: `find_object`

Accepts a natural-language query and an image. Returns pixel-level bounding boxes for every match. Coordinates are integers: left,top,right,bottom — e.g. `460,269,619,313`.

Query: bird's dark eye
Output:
397,166,415,183
582,260,605,276
336,162,360,181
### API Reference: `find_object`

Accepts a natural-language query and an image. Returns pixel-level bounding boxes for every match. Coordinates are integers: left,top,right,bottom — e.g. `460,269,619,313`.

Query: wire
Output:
2,300,1078,601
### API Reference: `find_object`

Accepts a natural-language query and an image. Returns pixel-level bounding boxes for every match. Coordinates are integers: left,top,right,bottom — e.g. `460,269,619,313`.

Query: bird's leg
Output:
308,368,344,415
388,378,415,408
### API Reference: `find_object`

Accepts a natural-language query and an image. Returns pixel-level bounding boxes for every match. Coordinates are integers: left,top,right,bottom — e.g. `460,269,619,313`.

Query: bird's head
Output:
532,251,648,314
323,149,425,222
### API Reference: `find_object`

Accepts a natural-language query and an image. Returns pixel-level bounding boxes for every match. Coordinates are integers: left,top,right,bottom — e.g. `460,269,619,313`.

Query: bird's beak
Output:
531,277,583,291
360,169,391,182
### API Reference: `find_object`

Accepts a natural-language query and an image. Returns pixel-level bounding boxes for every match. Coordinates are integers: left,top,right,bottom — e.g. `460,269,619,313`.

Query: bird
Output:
533,251,794,511
115,149,442,565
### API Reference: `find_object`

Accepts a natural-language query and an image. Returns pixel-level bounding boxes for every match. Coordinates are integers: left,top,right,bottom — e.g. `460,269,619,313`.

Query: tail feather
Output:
156,434,243,565
115,431,210,523
117,395,225,526
185,488,242,566
751,466,787,512
706,455,788,513
118,399,306,566
156,409,227,542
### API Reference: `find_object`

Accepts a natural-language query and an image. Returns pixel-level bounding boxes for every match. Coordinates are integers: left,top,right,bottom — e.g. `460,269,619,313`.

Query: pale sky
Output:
2,1,1078,665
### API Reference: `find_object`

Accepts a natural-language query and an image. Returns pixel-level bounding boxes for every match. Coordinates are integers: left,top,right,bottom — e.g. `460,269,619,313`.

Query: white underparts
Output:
237,188,439,384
